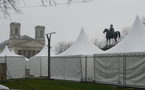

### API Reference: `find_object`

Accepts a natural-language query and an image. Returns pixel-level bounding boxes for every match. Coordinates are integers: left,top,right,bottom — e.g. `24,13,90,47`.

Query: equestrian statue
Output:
103,24,121,45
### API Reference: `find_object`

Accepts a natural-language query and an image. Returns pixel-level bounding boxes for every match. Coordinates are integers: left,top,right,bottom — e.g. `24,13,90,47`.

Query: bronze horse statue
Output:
103,28,121,45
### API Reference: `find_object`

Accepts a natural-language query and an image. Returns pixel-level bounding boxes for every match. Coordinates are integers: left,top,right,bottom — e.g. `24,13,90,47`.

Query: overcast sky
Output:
0,0,145,49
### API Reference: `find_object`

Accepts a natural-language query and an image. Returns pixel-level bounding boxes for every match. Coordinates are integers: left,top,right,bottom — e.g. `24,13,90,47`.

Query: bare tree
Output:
142,16,145,25
92,38,106,49
53,41,73,55
119,27,130,41
0,0,21,18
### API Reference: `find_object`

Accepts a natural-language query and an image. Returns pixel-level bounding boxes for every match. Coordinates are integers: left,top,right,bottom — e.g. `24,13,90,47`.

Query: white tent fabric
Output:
106,15,145,53
29,45,56,77
11,49,17,55
58,28,103,56
51,56,82,81
0,46,20,56
0,46,25,79
11,49,30,70
94,53,145,88
52,28,103,82
94,16,145,88
34,45,56,56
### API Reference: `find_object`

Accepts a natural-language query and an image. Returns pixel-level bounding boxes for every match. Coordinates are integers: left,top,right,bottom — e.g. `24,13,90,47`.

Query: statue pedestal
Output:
102,45,115,51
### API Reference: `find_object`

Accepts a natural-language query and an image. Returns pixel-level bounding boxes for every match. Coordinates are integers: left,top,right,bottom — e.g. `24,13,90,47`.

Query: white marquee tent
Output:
0,46,25,79
106,15,145,53
58,27,103,56
94,16,145,88
51,28,103,82
29,45,55,77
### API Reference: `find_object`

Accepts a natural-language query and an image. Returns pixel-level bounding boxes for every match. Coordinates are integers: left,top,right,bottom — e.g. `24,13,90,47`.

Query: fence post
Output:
85,56,87,82
123,55,126,87
80,56,83,82
93,55,96,83
0,63,7,81
40,58,42,77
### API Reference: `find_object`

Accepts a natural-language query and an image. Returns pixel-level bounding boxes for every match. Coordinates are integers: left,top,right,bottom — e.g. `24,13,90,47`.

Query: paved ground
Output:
25,69,30,77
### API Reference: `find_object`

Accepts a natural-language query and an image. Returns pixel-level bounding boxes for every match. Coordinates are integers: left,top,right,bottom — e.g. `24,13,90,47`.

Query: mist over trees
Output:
120,27,130,40
142,16,145,25
53,41,73,55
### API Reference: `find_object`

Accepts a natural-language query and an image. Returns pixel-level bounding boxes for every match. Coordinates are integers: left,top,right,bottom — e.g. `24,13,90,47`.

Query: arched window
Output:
15,27,18,35
36,31,38,37
40,30,43,37
10,28,12,34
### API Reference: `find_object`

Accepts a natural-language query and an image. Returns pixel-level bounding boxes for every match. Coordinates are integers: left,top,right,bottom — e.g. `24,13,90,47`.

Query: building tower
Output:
9,22,21,39
9,22,21,48
35,25,45,44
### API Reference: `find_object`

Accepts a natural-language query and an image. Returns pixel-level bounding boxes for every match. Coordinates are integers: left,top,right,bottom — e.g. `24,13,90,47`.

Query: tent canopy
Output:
0,45,21,56
33,45,55,57
106,15,145,53
58,28,103,56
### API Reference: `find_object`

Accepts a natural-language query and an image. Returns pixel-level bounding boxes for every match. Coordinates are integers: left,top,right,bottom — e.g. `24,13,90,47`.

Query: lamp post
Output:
46,32,56,80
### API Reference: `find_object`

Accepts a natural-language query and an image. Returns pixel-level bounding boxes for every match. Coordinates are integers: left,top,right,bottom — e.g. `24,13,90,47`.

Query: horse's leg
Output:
108,38,110,45
106,38,107,45
106,38,108,46
109,39,111,45
114,38,117,44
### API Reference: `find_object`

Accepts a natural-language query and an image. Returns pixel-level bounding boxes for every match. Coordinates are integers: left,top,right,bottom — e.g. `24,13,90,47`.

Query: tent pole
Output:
5,55,7,63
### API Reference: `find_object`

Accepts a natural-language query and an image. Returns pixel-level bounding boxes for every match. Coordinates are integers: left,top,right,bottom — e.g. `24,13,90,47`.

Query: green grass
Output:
0,78,135,90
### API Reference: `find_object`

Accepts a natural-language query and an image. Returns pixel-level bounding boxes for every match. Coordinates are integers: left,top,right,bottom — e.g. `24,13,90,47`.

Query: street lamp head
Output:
46,32,56,35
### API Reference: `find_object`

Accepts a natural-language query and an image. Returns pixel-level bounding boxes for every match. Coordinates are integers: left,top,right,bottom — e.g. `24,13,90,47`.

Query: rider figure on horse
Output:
103,24,121,46
109,24,115,38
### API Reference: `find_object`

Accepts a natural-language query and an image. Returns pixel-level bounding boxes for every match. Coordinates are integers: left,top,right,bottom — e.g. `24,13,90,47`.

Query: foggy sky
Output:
0,0,145,49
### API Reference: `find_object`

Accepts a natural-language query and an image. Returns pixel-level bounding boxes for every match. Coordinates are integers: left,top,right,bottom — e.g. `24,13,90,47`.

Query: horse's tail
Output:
116,31,121,38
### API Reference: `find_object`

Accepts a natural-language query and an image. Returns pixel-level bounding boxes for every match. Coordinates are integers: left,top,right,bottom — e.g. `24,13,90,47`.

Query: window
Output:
32,51,35,56
15,27,18,35
18,50,21,55
28,50,31,57
37,51,40,53
36,31,38,37
40,30,43,37
23,50,26,57
10,28,12,34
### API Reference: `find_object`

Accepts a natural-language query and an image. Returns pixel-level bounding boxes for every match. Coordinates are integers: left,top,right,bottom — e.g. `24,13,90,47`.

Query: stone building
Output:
0,22,45,58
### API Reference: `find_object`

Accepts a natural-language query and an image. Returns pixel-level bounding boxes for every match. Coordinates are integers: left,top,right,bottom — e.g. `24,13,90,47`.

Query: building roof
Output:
20,35,34,40
0,40,9,49
0,35,34,49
